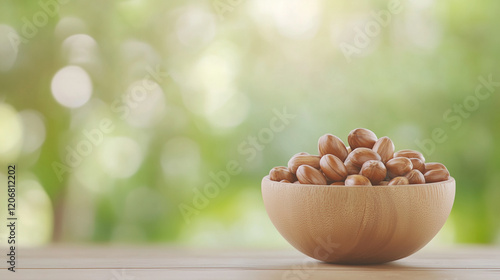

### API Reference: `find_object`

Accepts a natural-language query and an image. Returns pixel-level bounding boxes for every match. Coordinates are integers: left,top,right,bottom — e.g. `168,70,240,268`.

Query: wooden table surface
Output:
1,246,499,279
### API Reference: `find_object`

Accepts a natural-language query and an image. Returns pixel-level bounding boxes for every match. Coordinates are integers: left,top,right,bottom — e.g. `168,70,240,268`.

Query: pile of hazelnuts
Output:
268,128,451,186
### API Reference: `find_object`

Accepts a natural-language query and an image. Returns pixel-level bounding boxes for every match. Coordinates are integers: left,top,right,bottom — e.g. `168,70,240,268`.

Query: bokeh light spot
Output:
0,24,19,72
19,110,46,154
273,0,321,39
62,34,98,64
124,80,166,127
98,137,144,178
182,42,240,115
17,177,53,246
250,0,320,40
0,103,22,159
54,17,88,41
175,6,216,48
206,92,250,129
51,65,93,108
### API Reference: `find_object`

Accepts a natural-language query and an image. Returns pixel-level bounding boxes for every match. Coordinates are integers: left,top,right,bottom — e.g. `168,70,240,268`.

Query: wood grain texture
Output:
262,176,455,264
0,246,499,280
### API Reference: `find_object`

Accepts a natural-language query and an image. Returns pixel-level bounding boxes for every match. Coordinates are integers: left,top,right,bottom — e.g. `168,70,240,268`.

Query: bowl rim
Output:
262,176,455,188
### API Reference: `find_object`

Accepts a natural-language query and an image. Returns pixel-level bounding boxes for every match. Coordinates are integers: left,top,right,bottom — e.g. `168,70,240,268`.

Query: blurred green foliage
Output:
0,0,499,246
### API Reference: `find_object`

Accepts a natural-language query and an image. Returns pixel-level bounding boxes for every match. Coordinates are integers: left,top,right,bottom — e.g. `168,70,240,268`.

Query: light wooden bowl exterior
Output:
262,176,455,264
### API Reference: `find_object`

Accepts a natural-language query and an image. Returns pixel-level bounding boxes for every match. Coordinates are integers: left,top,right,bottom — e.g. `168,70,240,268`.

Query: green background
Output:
0,0,499,247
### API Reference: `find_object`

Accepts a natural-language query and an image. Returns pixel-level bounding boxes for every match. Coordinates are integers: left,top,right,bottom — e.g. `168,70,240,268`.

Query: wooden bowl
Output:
261,176,455,264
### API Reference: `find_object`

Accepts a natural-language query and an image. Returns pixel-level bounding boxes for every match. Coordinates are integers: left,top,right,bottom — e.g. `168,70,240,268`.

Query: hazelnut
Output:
388,176,410,185
269,166,296,182
372,136,395,163
288,155,321,174
296,165,327,185
410,158,425,173
405,169,425,184
360,160,387,185
346,147,381,168
386,157,413,178
424,162,448,173
318,134,348,161
345,175,372,186
320,154,348,182
270,128,451,187
330,181,344,185
348,128,378,149
344,159,361,175
424,169,450,183
394,149,425,163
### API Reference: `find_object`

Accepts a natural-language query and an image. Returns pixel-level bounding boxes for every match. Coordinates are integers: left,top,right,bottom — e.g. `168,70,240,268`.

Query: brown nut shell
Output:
346,147,381,168
330,181,345,185
344,159,361,175
424,169,450,183
360,160,387,185
410,158,426,173
318,134,348,161
288,155,321,174
405,169,425,184
344,175,372,186
388,176,410,185
296,165,327,185
378,180,390,186
269,166,296,182
386,157,413,178
348,128,378,149
372,136,395,163
320,154,348,182
394,149,425,163
424,162,448,173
